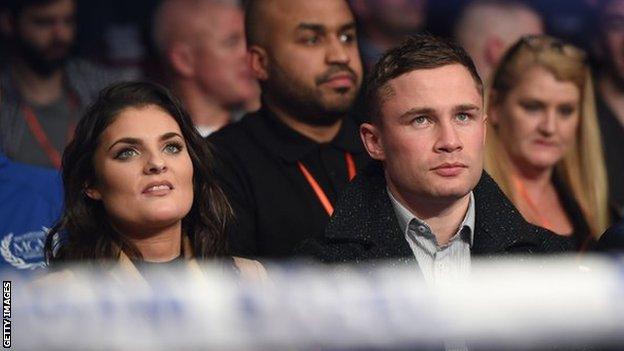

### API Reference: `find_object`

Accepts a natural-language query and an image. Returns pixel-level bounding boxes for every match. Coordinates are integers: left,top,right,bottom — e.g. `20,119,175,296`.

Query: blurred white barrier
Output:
4,255,624,350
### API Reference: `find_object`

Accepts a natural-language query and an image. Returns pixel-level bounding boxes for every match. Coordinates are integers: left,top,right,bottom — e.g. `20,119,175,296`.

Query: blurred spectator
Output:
597,218,624,251
0,32,63,272
302,34,568,271
454,0,543,84
0,0,119,169
43,82,266,281
485,35,608,250
0,152,62,271
209,0,369,258
350,0,427,71
594,0,624,219
152,0,260,137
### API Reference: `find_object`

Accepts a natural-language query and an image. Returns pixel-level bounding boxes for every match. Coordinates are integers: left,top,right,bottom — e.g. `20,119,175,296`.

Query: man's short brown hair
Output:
365,33,483,124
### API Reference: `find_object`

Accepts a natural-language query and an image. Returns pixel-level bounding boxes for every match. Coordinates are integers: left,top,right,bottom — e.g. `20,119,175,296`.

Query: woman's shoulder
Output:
231,256,268,281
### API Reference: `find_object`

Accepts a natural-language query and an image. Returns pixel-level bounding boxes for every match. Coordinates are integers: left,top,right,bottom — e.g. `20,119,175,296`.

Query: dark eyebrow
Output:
160,132,183,141
108,137,141,151
453,104,481,113
398,107,436,121
107,132,183,151
297,23,325,33
297,22,356,33
339,22,357,32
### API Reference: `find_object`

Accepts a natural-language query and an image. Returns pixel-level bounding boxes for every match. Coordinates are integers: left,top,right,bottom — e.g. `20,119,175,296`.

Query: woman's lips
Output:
533,139,558,148
142,181,174,196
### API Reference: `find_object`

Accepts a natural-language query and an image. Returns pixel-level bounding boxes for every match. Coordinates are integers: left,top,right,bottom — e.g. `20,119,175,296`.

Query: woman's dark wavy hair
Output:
44,81,232,265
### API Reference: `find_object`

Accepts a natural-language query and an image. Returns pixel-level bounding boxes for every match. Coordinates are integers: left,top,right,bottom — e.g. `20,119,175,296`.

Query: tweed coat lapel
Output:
311,162,567,264
321,162,415,265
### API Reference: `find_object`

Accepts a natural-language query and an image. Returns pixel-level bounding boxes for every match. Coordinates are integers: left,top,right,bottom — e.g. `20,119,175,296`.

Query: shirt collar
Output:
387,189,476,247
253,106,365,163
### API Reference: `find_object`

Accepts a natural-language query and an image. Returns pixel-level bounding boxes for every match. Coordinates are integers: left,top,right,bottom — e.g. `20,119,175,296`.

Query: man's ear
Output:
482,114,488,145
84,183,102,201
249,45,269,81
360,122,385,161
168,43,195,78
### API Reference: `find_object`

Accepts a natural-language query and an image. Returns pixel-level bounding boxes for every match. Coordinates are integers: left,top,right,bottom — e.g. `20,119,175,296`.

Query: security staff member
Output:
209,0,368,258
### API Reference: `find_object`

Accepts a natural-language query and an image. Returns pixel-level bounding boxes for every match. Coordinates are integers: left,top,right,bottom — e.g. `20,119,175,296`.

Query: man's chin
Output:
430,180,474,200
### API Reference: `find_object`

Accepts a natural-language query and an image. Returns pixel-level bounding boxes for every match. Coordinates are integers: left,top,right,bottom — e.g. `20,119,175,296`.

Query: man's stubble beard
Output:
13,34,72,77
263,61,359,127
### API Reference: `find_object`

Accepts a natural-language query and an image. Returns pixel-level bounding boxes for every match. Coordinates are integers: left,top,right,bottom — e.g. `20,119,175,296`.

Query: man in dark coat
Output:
301,34,567,273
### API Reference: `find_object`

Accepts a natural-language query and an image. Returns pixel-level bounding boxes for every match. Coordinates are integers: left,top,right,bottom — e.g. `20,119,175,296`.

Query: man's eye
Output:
302,35,320,45
413,116,428,125
115,148,138,160
456,113,470,122
339,32,355,43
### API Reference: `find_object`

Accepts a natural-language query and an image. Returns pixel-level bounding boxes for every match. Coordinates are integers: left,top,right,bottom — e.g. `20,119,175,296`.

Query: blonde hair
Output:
484,35,609,238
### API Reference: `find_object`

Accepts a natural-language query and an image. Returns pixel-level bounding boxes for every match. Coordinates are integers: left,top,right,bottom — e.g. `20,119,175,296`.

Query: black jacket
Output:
300,162,570,264
208,107,370,258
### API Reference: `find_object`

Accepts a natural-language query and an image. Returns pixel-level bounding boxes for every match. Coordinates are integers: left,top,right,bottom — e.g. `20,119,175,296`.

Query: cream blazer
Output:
37,236,268,289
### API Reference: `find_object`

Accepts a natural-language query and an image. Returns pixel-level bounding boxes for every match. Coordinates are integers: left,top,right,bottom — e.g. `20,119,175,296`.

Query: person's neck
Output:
11,60,64,106
268,102,343,143
508,160,554,199
388,180,471,246
599,73,624,127
124,222,183,262
176,82,231,130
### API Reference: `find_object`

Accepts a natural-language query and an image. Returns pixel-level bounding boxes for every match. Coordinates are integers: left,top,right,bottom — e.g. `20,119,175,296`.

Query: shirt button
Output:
417,226,427,233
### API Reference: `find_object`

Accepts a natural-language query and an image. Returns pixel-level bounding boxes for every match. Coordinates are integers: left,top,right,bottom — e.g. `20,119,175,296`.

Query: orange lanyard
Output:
513,177,554,229
21,94,78,169
297,152,356,216
514,177,593,253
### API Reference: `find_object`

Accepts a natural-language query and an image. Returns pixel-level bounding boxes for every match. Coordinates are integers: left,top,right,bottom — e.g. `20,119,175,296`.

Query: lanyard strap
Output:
21,94,78,169
297,152,356,216
513,177,554,229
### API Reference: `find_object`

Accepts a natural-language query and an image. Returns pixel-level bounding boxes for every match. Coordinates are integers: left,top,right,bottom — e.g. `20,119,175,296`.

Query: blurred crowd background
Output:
0,0,608,83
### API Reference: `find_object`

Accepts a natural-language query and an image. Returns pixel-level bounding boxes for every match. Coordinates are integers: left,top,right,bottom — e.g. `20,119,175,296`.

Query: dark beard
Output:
264,63,358,127
13,38,71,77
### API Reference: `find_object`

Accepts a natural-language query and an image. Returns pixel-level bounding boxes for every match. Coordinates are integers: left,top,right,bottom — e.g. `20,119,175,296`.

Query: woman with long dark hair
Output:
44,81,265,279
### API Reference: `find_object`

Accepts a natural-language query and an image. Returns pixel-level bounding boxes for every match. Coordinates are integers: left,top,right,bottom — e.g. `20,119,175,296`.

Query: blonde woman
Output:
485,35,609,251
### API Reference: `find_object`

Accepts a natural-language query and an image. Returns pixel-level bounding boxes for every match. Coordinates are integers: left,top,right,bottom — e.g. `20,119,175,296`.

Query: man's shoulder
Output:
65,59,124,95
209,113,257,146
299,162,414,262
209,112,268,151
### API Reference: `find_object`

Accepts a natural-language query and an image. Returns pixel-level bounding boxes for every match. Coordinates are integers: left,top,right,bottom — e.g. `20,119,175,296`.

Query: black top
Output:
596,94,624,220
298,162,571,265
208,107,370,258
552,175,595,251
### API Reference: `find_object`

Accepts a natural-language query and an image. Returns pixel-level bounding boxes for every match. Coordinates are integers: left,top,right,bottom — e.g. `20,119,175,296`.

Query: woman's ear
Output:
84,183,102,200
